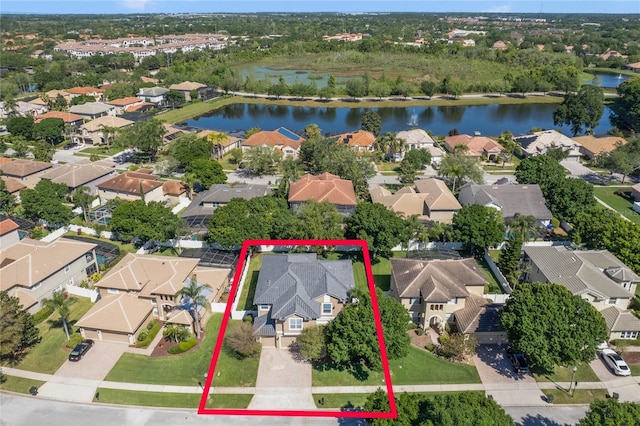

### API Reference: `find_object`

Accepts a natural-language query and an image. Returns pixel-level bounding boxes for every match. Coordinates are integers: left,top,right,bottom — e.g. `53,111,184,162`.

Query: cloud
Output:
120,0,153,11
485,2,513,13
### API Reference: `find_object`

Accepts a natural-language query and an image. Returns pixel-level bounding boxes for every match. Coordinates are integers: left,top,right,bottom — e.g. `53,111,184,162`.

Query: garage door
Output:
475,332,507,345
261,336,276,348
280,336,296,348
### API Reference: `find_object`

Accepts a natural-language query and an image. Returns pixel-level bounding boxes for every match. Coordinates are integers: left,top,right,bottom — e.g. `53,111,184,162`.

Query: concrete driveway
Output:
473,345,547,407
589,355,639,402
248,347,316,410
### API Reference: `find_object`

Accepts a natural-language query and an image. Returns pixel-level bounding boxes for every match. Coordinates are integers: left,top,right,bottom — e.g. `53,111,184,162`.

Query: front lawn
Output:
544,388,608,405
94,388,252,408
593,186,640,225
104,314,259,387
17,297,94,374
313,390,485,409
312,346,481,386
0,376,46,394
533,363,600,383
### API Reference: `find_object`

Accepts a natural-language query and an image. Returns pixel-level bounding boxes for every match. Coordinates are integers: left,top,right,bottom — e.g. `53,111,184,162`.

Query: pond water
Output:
185,102,614,137
586,71,631,88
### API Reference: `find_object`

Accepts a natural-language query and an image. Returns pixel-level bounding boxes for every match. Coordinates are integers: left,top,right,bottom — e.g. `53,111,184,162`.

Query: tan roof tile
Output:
39,159,114,189
97,172,163,195
0,159,52,178
288,173,357,206
76,293,152,333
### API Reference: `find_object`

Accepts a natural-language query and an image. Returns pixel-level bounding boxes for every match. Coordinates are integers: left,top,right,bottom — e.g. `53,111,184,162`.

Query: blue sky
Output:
1,1,638,15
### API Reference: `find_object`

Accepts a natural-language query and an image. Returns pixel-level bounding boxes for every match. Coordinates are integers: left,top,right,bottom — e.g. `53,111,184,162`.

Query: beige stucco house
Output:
75,115,134,145
252,253,355,349
76,253,231,344
0,239,98,314
288,173,357,217
241,127,305,159
97,170,164,203
0,218,21,250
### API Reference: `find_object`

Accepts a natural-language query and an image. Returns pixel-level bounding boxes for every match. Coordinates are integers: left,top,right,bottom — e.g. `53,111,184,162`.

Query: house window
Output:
68,277,74,286
430,304,444,311
107,288,120,294
449,297,458,304
152,307,158,316
85,253,94,263
620,331,638,339
609,298,618,305
259,304,269,311
322,303,332,314
289,318,303,330
409,298,420,305
64,265,70,273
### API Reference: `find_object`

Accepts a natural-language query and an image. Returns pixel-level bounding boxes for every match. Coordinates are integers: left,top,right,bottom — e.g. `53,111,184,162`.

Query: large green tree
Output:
325,288,410,371
20,180,72,227
437,152,484,193
578,399,640,426
346,202,405,259
0,291,40,364
514,154,566,191
6,116,34,139
452,205,505,257
497,232,523,286
168,134,213,166
553,85,605,136
109,200,185,244
114,118,165,158
184,158,227,189
242,146,281,176
0,177,16,214
361,110,382,137
500,283,607,372
297,325,326,361
609,76,640,133
33,118,65,145
289,200,345,241
42,291,73,340
543,177,595,221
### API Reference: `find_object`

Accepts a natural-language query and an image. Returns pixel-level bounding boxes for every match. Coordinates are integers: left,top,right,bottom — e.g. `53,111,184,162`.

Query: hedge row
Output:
135,320,162,348
65,333,82,349
167,337,197,354
32,307,54,325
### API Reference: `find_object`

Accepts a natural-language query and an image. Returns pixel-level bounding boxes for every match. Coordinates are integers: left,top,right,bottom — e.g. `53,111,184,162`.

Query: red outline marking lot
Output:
198,239,397,419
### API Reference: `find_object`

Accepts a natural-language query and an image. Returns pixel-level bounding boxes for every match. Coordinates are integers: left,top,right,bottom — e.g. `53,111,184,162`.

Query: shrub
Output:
65,333,82,349
32,306,54,324
612,338,640,347
167,337,197,354
415,328,425,336
425,343,436,352
146,320,157,331
137,331,148,342
243,313,254,323
225,321,261,358
135,321,162,348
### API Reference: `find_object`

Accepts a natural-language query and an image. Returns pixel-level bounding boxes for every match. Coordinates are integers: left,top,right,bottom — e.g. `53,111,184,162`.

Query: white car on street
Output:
600,349,631,376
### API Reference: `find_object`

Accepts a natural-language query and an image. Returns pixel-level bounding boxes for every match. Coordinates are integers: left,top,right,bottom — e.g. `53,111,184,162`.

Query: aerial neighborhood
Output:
1,7,640,425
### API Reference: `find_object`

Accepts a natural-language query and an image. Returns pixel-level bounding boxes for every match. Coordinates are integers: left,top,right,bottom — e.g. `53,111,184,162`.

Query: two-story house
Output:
0,239,98,314
76,253,231,344
523,246,640,340
333,130,376,153
253,253,355,349
241,127,305,159
288,173,358,217
75,115,134,146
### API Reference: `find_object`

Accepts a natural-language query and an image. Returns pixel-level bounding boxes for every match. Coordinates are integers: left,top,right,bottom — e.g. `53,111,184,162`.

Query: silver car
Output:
600,349,631,376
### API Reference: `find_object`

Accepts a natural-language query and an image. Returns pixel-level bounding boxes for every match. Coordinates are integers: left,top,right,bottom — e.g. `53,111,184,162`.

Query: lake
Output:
186,103,614,137
586,71,630,88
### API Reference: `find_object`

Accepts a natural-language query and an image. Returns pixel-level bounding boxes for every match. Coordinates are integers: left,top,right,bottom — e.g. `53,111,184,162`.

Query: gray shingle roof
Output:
457,183,552,221
181,184,271,218
253,254,355,321
455,294,504,334
523,246,635,299
253,310,276,336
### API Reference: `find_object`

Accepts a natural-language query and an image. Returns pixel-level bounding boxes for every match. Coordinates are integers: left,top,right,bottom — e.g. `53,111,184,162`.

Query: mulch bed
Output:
149,332,206,358
623,351,640,364
408,329,433,350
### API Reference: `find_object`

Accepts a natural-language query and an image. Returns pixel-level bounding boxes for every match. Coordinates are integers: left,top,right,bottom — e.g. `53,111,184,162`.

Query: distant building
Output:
138,87,169,105
443,134,504,162
168,81,207,102
288,173,357,217
241,127,305,159
573,135,627,159
333,130,376,153
69,102,116,119
514,130,582,161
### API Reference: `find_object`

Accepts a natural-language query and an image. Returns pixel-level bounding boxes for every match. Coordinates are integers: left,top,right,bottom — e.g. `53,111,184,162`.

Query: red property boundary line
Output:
198,239,397,419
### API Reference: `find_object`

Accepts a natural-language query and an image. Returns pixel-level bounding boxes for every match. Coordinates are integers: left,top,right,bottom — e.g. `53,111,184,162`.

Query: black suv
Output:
68,339,94,362
508,351,530,374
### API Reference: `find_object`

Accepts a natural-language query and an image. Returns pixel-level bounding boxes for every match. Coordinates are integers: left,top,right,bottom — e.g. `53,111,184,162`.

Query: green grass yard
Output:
533,363,600,383
0,376,46,394
593,186,640,225
237,253,263,311
544,388,608,405
313,390,485,409
105,314,259,387
93,388,252,409
17,297,94,374
312,347,481,386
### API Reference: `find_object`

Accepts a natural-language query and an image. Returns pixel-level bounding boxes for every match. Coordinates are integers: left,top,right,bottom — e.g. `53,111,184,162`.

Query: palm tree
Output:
162,323,191,343
506,213,539,241
42,291,72,340
101,125,119,152
71,186,93,223
177,276,212,339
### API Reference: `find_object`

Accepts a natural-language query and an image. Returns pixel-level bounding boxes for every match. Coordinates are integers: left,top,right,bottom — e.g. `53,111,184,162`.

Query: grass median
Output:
544,388,608,405
94,388,252,409
313,390,485,409
0,376,46,395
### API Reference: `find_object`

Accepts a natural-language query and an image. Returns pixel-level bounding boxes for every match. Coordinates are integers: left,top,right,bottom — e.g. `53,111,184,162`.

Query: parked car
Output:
68,339,94,362
64,142,77,150
600,349,631,376
508,350,530,374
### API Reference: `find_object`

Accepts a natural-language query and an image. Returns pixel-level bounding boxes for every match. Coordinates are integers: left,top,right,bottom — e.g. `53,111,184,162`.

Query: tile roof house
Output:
97,170,164,203
0,239,98,314
572,135,627,159
454,294,507,344
1,175,26,196
523,246,640,339
252,253,355,348
288,173,357,217
0,159,52,182
389,258,496,339
396,129,446,165
138,87,169,105
107,97,145,115
76,253,231,344
0,218,20,250
0,101,48,119
241,127,305,159
68,102,116,119
457,182,552,226
38,158,115,193
514,130,582,160
443,134,504,162
600,306,640,340
333,130,376,153
370,178,461,224
75,115,134,145
169,81,207,101
36,111,85,127
66,86,103,100
626,62,640,73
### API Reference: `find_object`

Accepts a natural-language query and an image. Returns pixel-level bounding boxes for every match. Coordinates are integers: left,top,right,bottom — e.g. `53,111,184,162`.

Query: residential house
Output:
0,159,53,188
66,86,103,101
1,175,26,198
253,253,355,348
333,130,376,153
370,178,461,224
454,295,507,344
68,102,116,120
0,239,98,314
626,62,640,73
97,170,164,203
75,115,134,146
107,97,145,115
36,111,85,127
443,134,504,162
162,123,188,144
288,173,357,217
162,180,188,205
457,182,552,226
632,183,640,202
195,130,242,156
0,218,20,249
38,158,115,194
389,258,492,336
396,129,446,165
181,184,271,234
573,135,627,159
599,50,627,61
169,81,207,102
138,87,169,105
514,130,582,160
44,89,73,104
600,306,640,340
492,40,508,50
523,246,640,339
0,101,48,119
241,127,305,159
76,253,231,343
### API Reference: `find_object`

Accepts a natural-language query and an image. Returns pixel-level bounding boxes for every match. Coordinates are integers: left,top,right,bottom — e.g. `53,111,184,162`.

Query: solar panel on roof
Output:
277,128,299,140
